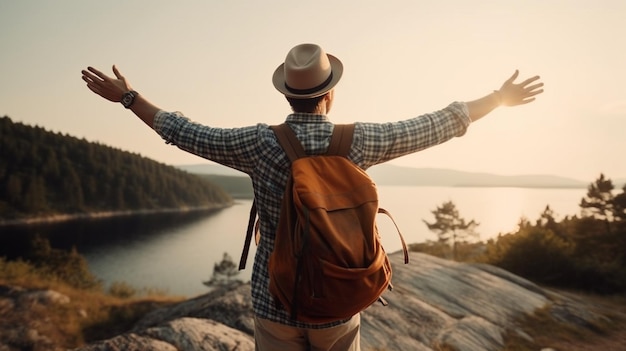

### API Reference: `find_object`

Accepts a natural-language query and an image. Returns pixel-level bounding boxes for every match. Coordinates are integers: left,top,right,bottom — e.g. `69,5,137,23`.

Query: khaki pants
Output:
254,314,361,351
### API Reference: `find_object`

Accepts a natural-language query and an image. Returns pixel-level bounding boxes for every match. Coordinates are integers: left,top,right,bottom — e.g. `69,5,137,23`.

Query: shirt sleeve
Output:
351,101,471,168
152,110,262,174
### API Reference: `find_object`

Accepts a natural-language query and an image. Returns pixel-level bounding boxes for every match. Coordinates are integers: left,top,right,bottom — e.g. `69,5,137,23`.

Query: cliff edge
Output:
2,253,618,351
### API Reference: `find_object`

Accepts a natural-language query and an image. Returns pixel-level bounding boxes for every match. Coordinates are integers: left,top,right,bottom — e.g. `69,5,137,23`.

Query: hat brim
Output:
272,54,343,99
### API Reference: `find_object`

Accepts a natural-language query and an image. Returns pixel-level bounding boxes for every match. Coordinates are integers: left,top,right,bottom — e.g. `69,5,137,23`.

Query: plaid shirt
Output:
153,101,470,328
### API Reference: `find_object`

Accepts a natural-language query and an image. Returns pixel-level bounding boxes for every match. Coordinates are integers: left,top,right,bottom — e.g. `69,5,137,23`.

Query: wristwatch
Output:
121,90,138,109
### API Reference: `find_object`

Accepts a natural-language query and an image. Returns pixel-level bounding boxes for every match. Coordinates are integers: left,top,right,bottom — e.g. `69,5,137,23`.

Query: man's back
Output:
153,102,470,328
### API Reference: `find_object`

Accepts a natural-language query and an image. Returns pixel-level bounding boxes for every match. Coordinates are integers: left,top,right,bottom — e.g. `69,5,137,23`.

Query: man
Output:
81,43,543,351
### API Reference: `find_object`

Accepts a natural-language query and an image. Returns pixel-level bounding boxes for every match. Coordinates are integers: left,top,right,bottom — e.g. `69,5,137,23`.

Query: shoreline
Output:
0,203,233,227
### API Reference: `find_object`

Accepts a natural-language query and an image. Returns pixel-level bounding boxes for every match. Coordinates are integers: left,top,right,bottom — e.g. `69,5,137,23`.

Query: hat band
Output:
285,72,334,96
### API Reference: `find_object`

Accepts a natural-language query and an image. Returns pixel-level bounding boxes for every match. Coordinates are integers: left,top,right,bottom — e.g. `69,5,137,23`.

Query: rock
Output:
0,285,70,351
2,252,610,351
72,283,256,351
360,252,550,350
78,308,88,318
0,297,15,316
143,318,253,351
133,282,254,335
78,318,254,351
22,289,70,306
72,333,178,351
74,252,604,351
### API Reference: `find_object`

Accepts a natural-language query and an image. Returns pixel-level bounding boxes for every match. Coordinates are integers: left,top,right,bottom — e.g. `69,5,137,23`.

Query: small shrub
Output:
139,286,170,297
409,241,485,262
27,237,101,290
481,227,576,286
0,257,38,282
108,281,137,299
409,241,451,259
204,252,242,287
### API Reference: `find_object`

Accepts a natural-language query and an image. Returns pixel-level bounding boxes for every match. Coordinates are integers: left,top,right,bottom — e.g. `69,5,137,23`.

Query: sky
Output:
1,0,625,183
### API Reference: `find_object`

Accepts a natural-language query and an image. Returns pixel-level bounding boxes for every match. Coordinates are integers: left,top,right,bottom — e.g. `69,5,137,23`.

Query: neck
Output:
312,106,327,115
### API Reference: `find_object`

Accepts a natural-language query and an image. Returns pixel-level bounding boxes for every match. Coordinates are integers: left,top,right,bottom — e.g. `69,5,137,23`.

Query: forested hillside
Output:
0,116,233,221
199,174,254,199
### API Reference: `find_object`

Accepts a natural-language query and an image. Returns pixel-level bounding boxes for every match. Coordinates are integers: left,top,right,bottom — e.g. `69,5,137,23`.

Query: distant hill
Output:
197,174,254,199
178,164,247,177
367,165,589,188
177,163,594,189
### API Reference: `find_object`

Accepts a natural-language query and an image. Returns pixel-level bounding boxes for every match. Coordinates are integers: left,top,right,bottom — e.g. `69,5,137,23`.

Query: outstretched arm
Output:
466,70,544,122
81,65,160,128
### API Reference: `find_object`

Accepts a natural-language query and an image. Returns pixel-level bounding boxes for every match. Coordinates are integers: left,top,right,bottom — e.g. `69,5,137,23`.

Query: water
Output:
0,186,586,297
375,186,583,250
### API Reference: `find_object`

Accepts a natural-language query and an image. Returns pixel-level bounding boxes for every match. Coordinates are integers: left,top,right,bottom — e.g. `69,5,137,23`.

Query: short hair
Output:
286,93,327,113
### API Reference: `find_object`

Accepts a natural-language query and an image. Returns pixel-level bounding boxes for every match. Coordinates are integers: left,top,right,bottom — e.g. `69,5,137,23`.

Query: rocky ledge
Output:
2,253,611,351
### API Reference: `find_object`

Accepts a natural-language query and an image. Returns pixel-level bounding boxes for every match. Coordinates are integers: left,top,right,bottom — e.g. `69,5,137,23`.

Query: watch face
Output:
122,91,135,107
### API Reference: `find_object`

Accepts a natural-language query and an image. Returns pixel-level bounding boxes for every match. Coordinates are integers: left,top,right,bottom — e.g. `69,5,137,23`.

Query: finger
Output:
82,70,102,84
525,83,544,92
505,70,520,84
525,89,544,98
519,76,541,87
88,66,109,81
112,65,123,79
81,69,93,77
519,97,536,105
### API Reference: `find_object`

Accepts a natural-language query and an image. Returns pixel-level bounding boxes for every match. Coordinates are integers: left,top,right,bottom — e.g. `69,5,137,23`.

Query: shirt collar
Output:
285,113,330,123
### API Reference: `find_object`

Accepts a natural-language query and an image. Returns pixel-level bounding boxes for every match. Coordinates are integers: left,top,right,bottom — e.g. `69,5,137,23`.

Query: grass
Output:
0,257,184,349
503,289,626,350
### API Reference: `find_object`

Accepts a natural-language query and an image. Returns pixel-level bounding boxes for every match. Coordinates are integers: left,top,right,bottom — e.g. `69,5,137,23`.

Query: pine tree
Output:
580,173,614,233
423,201,480,260
203,252,241,287
612,185,626,222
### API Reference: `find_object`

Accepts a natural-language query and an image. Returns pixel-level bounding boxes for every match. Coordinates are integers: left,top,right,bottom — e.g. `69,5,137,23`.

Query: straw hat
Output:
273,43,343,98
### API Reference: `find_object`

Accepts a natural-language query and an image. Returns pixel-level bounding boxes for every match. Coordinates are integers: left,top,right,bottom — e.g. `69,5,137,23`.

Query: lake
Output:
0,186,586,297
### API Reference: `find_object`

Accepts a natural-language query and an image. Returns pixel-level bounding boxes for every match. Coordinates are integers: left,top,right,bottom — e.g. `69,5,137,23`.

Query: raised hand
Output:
497,70,544,106
81,65,132,103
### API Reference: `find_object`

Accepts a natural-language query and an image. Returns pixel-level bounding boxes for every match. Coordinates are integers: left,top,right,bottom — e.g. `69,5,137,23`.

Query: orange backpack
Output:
241,123,408,324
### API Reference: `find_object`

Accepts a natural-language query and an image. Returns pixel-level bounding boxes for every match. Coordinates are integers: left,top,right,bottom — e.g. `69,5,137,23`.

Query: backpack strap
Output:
239,199,258,270
270,124,307,162
379,208,410,264
327,124,355,157
271,123,356,160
